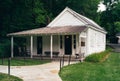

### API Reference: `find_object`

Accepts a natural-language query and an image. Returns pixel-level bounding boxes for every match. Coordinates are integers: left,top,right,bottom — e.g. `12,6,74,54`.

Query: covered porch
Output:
8,26,87,59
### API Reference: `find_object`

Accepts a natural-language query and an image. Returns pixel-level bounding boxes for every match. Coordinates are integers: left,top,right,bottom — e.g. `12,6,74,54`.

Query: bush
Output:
106,45,113,52
85,50,110,63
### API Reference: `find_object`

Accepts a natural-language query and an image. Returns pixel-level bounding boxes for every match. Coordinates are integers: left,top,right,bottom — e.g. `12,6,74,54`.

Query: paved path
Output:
107,43,120,52
0,61,77,81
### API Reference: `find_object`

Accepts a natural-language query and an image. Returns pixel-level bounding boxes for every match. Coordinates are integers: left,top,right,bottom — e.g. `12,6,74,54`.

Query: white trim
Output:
50,35,53,59
47,7,86,27
62,35,64,55
47,7,69,27
85,29,89,56
76,34,79,54
30,36,33,58
58,35,60,55
47,7,106,34
88,25,107,34
79,33,81,54
85,37,87,57
11,36,14,58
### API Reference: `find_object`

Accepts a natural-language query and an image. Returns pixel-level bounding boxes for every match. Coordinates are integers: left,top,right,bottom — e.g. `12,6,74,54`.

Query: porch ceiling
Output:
7,26,87,36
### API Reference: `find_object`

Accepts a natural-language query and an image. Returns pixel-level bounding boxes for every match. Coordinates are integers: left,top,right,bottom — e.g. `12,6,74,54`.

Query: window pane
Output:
60,35,63,49
74,35,76,49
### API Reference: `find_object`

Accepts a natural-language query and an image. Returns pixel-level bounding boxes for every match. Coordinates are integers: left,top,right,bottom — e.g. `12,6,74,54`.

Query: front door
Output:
37,36,42,54
64,35,72,55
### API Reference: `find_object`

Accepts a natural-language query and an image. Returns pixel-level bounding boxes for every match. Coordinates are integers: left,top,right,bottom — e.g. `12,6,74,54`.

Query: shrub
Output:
106,45,113,52
85,50,110,63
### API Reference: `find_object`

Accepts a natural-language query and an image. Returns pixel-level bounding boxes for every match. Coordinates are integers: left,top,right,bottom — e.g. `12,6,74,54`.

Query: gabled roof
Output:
48,7,105,32
8,7,106,36
8,26,87,36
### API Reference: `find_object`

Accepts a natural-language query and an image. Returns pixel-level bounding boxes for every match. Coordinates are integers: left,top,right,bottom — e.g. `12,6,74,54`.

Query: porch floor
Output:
14,55,83,61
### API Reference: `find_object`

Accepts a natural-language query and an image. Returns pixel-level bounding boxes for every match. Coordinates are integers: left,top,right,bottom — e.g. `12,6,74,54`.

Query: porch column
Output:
78,34,81,54
76,34,79,54
30,36,33,58
50,35,53,59
118,37,120,44
11,36,14,58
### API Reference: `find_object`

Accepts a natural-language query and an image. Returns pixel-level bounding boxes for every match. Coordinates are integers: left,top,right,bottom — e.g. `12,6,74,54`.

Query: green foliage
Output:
85,50,109,62
60,52,120,81
114,22,120,33
0,73,23,81
0,0,47,57
106,45,113,51
100,0,120,43
30,0,47,25
0,0,47,37
42,0,101,23
0,39,11,58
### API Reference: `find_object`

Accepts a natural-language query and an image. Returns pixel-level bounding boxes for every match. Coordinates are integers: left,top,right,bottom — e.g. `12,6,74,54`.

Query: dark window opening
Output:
73,35,76,49
81,42,85,46
60,35,63,49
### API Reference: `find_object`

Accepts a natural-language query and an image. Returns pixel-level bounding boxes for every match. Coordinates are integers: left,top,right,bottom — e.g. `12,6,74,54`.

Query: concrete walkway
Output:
107,43,120,52
0,61,77,81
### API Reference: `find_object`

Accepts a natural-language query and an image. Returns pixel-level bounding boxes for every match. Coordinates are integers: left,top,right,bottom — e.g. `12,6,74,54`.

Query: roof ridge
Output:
66,7,104,29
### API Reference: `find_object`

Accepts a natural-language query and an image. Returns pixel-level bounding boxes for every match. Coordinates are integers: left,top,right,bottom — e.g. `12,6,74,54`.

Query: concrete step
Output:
114,49,120,52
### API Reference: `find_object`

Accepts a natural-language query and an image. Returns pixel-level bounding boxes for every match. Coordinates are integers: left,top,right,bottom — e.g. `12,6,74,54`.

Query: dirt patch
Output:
50,70,59,74
36,77,44,80
16,66,21,68
100,53,110,62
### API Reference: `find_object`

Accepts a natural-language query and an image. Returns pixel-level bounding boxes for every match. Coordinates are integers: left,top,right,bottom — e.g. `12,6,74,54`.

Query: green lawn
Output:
59,52,120,81
0,73,23,81
0,58,51,66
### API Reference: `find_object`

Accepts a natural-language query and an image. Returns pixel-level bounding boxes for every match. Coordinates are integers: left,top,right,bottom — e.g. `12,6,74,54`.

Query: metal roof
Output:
8,26,87,36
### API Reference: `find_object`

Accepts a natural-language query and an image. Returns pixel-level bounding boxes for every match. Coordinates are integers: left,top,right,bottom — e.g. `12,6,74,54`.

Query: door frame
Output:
64,35,72,55
37,36,42,54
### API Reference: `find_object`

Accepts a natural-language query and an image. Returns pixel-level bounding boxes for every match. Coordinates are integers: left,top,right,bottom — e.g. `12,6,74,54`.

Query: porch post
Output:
50,35,53,59
78,34,81,54
76,34,79,54
11,36,14,58
30,36,33,58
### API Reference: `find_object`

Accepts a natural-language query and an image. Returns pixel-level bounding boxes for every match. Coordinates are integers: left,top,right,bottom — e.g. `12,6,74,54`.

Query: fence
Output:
59,55,72,72
0,56,51,75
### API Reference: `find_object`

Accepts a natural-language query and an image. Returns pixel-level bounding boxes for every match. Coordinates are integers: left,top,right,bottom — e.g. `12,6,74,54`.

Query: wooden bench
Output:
44,51,59,57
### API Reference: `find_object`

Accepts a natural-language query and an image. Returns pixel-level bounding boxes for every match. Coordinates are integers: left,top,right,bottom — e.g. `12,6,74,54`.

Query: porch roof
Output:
7,26,87,36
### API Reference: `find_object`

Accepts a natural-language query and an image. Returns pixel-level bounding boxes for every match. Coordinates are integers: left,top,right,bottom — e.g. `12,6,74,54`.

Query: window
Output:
60,35,63,49
81,37,85,46
73,35,76,49
81,41,85,46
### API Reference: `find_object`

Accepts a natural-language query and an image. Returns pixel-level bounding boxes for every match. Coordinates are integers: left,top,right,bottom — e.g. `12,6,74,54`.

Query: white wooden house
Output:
8,7,107,59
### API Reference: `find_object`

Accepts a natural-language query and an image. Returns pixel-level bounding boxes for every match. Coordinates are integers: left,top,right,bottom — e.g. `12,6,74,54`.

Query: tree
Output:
100,0,120,43
0,0,47,56
114,22,120,33
0,0,47,39
41,0,101,24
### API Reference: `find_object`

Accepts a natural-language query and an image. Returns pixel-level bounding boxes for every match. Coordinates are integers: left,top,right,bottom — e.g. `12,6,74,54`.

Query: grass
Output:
0,58,51,66
59,52,120,81
0,73,23,81
85,50,110,62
